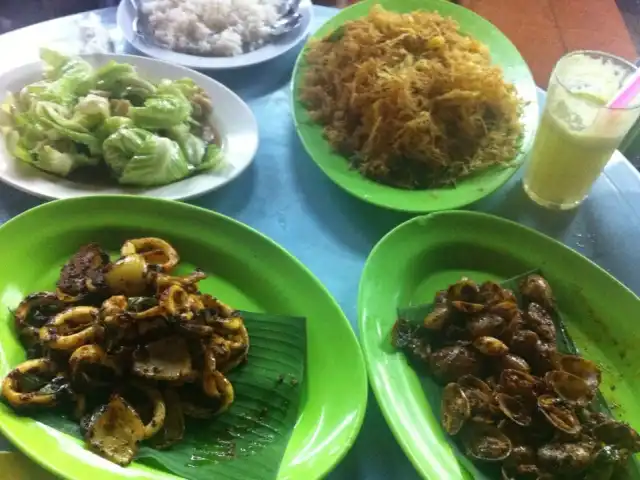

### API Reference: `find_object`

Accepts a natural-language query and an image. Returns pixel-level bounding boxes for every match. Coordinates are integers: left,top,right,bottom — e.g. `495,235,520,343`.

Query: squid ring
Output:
121,238,179,273
13,292,64,330
200,295,235,318
129,382,166,440
1,358,58,408
154,271,206,294
201,369,234,415
40,306,102,351
160,285,191,318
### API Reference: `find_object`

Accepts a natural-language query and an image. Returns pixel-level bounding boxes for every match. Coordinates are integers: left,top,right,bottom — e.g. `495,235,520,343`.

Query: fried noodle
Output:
300,5,523,188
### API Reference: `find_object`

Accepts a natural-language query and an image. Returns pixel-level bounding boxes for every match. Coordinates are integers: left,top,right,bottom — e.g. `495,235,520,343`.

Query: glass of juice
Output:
523,51,640,210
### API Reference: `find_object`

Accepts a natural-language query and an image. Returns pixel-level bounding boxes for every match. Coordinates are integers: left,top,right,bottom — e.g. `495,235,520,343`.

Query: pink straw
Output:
607,68,640,108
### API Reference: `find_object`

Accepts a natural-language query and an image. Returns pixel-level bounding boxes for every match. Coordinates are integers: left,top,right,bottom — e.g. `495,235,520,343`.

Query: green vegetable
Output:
1,50,224,187
28,49,94,105
102,128,152,177
166,124,205,167
93,61,156,101
129,82,192,129
35,102,101,155
197,144,224,172
73,94,110,129
95,116,133,143
34,145,97,176
119,136,190,186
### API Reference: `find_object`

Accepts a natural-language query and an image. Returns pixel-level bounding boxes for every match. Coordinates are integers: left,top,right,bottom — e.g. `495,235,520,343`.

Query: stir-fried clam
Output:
393,275,640,479
1,237,250,467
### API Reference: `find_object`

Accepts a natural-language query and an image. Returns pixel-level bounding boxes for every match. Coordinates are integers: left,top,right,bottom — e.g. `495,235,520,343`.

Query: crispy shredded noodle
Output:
299,5,523,188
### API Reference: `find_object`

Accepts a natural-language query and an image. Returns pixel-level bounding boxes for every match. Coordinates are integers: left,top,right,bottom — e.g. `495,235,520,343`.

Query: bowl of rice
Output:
117,0,313,69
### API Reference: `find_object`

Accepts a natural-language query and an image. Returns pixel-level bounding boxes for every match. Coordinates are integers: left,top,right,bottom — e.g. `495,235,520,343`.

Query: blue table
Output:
1,6,640,480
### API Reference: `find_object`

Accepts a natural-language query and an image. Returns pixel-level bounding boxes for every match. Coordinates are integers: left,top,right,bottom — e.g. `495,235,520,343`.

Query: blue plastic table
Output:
1,6,640,480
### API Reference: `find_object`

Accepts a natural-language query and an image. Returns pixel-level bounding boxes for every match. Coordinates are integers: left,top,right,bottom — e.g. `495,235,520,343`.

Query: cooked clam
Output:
392,273,640,478
391,320,431,364
457,374,492,395
537,442,594,475
545,370,594,406
441,383,470,435
553,353,602,391
488,300,520,322
509,330,540,358
429,345,483,383
462,422,512,461
585,445,628,480
479,281,516,306
592,420,640,453
502,445,537,479
501,313,525,345
473,336,509,356
500,369,538,398
447,278,480,303
500,353,531,373
424,303,450,330
519,274,555,312
524,303,556,344
537,395,581,435
467,313,506,338
496,393,532,427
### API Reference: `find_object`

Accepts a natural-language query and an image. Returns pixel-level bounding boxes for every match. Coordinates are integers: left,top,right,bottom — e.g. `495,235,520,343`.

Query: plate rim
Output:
0,52,259,201
116,0,314,70
0,195,368,480
357,210,640,479
291,0,539,213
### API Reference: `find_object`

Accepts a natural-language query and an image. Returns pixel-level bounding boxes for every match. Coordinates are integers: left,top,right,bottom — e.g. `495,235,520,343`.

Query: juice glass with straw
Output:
523,51,640,210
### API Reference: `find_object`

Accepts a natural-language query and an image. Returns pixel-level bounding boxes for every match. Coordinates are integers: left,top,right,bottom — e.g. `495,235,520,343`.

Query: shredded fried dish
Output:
300,5,523,188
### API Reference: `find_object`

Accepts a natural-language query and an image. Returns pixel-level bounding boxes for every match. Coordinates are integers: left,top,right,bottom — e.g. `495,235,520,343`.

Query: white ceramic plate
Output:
0,53,258,200
116,0,313,70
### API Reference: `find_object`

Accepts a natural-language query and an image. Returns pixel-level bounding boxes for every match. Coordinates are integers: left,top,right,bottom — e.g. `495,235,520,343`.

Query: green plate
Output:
358,211,640,478
0,196,368,480
292,0,539,213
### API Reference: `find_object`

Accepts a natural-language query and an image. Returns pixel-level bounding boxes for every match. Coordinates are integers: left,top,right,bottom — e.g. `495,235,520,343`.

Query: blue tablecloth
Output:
1,6,640,480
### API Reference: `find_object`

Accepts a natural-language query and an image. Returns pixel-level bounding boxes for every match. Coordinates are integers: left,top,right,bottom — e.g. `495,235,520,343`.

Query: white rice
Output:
142,0,284,57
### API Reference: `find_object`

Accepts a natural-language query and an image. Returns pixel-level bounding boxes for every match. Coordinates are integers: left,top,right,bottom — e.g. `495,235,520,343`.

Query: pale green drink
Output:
523,51,640,210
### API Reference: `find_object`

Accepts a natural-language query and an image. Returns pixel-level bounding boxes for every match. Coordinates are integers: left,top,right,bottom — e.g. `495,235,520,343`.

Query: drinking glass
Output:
523,51,640,210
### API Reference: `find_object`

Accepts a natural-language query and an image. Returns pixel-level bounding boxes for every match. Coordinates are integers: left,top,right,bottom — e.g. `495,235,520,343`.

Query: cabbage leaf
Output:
119,136,190,186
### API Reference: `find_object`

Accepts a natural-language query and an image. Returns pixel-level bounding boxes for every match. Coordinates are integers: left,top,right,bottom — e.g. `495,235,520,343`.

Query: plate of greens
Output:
0,49,258,200
0,195,367,480
292,0,538,213
359,211,640,478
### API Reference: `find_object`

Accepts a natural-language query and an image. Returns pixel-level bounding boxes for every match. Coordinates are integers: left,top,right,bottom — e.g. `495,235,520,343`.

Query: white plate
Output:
116,0,313,70
0,53,258,200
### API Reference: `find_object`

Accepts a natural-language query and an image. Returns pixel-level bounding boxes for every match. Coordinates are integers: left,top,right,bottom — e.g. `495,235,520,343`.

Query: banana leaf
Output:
30,311,306,480
396,270,640,479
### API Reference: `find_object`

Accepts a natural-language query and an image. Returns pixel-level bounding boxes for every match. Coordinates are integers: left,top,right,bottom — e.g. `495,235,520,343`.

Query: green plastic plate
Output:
292,0,539,213
0,196,368,480
358,211,640,478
